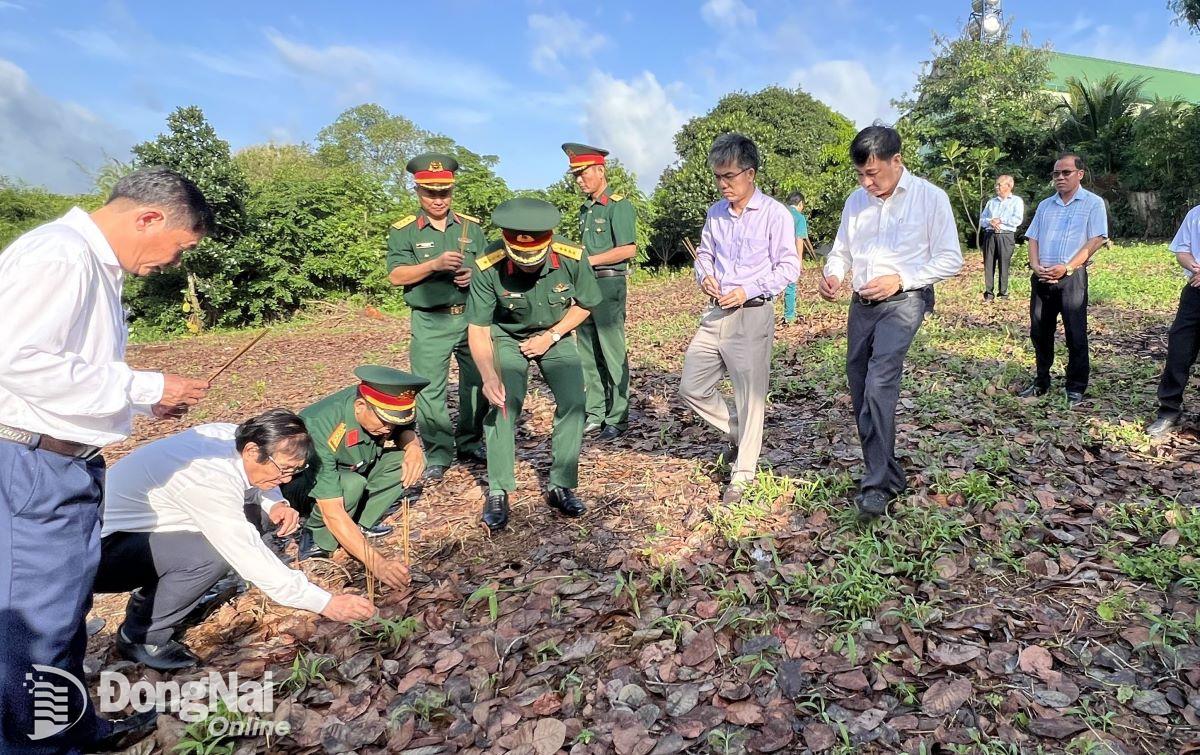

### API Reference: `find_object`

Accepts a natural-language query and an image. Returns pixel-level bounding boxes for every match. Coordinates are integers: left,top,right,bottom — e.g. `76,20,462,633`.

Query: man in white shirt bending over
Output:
96,410,378,671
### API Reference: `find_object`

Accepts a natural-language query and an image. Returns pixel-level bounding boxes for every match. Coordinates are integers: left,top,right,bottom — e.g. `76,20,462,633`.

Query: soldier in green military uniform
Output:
465,198,604,532
388,152,488,482
562,143,638,440
283,366,429,590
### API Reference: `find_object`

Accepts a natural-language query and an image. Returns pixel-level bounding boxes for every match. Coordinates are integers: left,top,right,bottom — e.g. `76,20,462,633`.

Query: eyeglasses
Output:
1050,169,1079,178
713,167,752,185
267,455,308,477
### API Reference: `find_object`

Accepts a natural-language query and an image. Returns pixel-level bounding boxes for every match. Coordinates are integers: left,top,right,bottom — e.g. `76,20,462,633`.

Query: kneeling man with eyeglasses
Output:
95,409,378,671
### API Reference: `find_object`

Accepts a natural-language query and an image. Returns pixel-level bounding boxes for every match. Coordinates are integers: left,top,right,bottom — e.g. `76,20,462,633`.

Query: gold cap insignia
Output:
516,233,535,243
428,160,444,171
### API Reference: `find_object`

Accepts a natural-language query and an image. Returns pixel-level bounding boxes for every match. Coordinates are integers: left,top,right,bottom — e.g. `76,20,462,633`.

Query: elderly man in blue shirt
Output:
979,175,1023,300
1017,153,1109,405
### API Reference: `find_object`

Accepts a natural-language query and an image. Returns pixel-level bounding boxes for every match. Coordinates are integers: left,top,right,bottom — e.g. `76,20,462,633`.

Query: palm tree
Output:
1053,74,1149,177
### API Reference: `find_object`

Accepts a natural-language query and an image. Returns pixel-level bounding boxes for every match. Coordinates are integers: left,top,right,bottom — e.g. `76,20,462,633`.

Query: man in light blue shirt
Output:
1147,204,1200,437
783,191,808,323
979,175,1023,300
1017,153,1108,405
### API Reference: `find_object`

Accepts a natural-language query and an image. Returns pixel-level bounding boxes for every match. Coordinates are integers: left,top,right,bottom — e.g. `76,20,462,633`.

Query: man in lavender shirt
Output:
680,133,800,504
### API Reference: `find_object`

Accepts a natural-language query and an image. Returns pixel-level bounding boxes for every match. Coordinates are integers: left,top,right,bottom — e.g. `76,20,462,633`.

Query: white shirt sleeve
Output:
256,486,286,513
172,473,331,614
899,187,963,290
823,199,855,282
0,255,163,419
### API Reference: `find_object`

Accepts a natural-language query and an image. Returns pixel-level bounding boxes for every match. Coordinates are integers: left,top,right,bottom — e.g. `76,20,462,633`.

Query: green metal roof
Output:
1047,52,1200,104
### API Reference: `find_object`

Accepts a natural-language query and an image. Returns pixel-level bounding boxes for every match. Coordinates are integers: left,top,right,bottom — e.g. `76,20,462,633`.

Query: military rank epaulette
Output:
476,249,507,270
610,194,625,202
327,422,347,452
456,211,480,224
391,215,416,230
552,241,583,260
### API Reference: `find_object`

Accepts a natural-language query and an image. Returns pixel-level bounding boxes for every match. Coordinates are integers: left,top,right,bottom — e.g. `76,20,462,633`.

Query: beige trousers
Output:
678,303,775,485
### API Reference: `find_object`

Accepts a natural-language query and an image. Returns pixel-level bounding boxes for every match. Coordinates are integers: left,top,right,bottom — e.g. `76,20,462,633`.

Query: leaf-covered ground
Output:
92,244,1200,754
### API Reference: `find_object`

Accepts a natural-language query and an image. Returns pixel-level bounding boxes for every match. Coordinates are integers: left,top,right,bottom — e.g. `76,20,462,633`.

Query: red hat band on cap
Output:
568,153,605,170
502,229,554,252
413,169,454,186
358,383,417,412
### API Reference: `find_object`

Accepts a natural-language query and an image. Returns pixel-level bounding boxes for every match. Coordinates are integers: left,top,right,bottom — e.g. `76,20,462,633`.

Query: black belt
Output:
420,304,466,315
710,296,770,308
0,423,102,460
852,288,927,307
594,269,630,279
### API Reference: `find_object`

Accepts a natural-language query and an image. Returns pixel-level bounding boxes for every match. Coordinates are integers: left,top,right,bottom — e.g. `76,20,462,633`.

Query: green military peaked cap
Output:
491,197,562,266
406,152,459,189
562,143,609,173
353,365,430,425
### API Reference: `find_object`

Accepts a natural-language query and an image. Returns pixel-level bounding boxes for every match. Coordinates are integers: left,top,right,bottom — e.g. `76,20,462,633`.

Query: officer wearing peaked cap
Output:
562,143,637,440
282,366,428,590
388,153,488,484
465,198,604,532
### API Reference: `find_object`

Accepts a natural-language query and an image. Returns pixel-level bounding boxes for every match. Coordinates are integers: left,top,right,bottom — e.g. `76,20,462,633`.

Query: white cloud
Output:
265,28,510,105
583,71,689,191
185,50,270,80
790,60,893,127
527,12,607,76
55,28,129,61
0,58,132,192
0,1,26,9
701,0,756,29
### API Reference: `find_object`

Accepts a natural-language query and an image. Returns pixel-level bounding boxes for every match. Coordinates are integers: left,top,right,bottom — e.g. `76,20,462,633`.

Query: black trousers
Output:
982,230,1015,296
847,291,927,495
94,530,231,645
1029,269,1090,393
1156,283,1200,418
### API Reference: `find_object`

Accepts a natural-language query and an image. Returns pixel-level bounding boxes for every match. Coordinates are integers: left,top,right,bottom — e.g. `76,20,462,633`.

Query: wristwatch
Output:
548,328,562,343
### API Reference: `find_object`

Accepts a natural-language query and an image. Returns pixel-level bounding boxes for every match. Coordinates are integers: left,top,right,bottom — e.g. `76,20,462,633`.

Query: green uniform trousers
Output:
576,276,630,429
486,334,585,493
410,309,487,467
283,449,406,553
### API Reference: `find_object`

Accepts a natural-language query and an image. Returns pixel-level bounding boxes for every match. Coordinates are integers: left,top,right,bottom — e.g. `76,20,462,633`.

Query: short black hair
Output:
707,133,760,172
1056,152,1085,171
850,125,902,166
786,191,805,205
106,167,215,236
235,408,312,462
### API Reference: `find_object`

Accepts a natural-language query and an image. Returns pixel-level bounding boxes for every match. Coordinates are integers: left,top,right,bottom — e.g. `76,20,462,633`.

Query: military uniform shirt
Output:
466,239,604,338
581,189,636,271
387,211,486,310
300,386,409,501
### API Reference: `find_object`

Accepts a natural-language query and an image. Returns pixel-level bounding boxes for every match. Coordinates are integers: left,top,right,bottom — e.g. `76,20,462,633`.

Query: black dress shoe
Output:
597,426,624,440
360,522,393,538
456,446,488,463
1017,383,1048,398
1066,390,1085,406
481,491,509,532
297,528,330,561
546,487,586,517
1147,414,1181,437
855,489,891,519
92,709,159,751
116,630,199,671
983,292,994,301
423,464,448,481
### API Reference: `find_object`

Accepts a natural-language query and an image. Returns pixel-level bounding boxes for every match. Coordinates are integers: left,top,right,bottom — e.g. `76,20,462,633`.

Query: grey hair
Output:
235,408,312,463
106,167,215,236
707,133,760,172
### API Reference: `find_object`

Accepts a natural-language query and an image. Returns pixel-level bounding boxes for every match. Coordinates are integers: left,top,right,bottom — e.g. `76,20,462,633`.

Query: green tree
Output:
422,135,512,232
1169,0,1200,31
126,105,250,332
541,160,654,260
316,104,425,197
1052,74,1148,178
940,141,1004,248
650,86,856,264
0,178,99,250
235,143,326,186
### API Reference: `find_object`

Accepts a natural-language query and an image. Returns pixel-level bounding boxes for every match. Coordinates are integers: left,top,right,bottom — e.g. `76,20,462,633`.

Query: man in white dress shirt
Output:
820,125,963,518
96,410,378,671
0,168,213,753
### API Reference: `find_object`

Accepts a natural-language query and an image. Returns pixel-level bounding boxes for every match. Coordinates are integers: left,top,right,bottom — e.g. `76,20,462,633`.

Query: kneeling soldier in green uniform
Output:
388,153,488,482
466,198,604,532
562,143,637,440
284,366,429,590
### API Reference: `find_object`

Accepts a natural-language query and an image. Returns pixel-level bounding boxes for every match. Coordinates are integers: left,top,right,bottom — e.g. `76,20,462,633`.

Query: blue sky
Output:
1,0,1197,194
